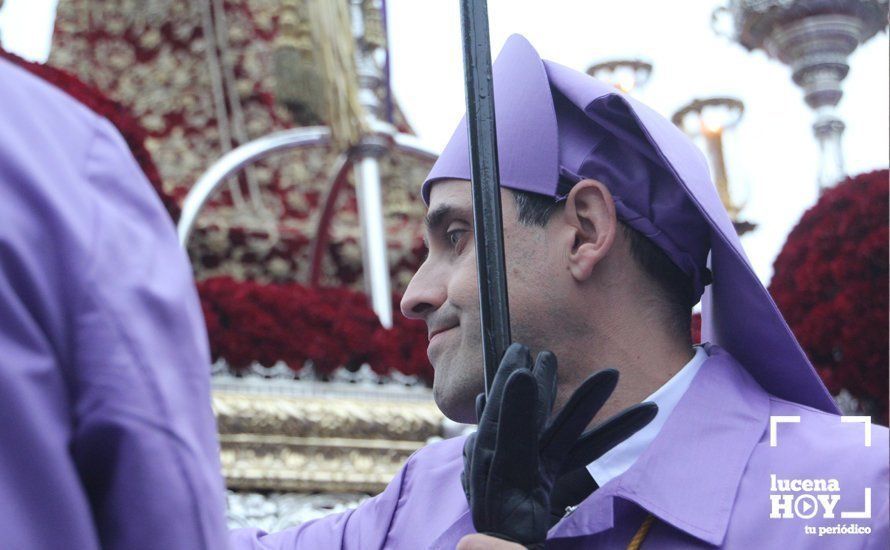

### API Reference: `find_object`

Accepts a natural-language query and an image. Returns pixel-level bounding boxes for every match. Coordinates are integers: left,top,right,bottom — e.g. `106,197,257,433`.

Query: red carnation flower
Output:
769,169,889,425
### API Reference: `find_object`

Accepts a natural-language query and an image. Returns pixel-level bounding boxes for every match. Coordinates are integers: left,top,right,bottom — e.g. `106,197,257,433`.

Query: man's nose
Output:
400,264,446,320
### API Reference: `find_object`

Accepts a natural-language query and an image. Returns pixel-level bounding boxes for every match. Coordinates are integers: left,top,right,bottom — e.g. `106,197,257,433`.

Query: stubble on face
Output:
430,305,484,423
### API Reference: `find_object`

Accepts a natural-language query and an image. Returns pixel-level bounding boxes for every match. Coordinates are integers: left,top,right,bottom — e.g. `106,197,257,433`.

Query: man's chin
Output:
432,377,479,424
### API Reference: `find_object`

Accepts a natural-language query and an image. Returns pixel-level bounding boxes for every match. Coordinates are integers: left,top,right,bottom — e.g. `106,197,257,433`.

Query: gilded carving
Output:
213,390,444,493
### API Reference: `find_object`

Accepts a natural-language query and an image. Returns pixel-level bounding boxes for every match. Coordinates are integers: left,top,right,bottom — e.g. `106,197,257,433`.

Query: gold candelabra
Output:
672,97,755,235
586,59,653,94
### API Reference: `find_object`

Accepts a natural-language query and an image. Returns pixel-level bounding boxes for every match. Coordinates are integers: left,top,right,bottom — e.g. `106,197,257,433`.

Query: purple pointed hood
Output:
422,34,837,414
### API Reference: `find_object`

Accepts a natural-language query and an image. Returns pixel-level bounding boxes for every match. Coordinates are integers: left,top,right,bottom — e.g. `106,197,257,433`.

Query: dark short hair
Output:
510,188,694,341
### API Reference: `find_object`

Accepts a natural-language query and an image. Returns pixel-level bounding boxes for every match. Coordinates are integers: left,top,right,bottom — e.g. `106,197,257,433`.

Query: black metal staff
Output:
458,0,511,396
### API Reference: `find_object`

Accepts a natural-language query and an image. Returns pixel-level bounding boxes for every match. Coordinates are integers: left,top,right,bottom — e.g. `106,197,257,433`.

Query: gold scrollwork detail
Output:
213,391,443,493
219,434,423,493
214,392,443,440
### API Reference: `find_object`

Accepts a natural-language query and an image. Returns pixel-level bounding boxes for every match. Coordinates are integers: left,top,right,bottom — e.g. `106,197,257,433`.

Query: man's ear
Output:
561,179,617,282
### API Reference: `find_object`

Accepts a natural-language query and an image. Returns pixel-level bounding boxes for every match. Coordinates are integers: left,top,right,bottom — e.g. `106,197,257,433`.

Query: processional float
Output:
177,0,438,330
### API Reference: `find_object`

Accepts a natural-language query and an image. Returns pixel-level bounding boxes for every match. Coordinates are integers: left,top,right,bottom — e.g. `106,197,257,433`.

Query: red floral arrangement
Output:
198,277,433,383
0,49,180,221
769,169,888,425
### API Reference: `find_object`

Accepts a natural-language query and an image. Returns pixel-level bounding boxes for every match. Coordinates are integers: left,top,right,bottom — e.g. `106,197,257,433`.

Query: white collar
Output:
586,346,708,486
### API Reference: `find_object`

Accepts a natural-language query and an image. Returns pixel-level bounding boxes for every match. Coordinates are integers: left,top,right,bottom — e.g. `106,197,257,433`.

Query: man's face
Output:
400,180,563,423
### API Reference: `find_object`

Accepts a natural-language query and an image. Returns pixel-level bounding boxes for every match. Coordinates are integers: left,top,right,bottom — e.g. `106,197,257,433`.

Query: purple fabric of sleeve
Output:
0,59,230,549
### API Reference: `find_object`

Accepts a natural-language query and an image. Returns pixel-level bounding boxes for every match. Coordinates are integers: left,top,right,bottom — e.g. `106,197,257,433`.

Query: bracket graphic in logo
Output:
768,415,873,522
770,415,872,448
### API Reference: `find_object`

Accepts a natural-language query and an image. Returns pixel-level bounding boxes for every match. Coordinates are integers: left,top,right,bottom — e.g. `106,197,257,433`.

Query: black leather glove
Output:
461,343,657,547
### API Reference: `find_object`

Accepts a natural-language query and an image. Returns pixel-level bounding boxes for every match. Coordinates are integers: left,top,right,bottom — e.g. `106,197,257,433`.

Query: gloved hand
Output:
461,343,657,548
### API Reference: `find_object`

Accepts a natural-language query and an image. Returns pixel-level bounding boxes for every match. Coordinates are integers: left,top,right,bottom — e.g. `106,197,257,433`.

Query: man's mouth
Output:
428,325,459,342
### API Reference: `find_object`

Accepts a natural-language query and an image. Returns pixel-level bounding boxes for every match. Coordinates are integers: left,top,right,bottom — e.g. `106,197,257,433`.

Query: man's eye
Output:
446,229,466,248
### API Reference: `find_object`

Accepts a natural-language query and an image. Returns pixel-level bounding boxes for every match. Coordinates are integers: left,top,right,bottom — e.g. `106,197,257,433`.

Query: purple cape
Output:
0,58,229,549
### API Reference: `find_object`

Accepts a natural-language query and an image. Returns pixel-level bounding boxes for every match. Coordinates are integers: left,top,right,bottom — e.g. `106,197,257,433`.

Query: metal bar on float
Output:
458,0,511,396
354,149,394,329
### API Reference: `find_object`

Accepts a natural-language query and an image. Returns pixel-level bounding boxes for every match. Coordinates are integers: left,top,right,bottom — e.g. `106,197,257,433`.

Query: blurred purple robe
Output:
0,59,229,549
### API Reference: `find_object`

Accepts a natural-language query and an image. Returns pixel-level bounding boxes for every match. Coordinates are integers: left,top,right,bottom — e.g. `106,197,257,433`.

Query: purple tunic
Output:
0,59,229,549
231,345,888,548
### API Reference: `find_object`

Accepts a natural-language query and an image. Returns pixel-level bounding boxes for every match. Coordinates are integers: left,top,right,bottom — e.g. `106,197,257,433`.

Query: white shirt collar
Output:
586,345,708,486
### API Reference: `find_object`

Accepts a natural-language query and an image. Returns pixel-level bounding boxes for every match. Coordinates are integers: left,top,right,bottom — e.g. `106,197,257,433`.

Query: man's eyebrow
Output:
423,204,472,247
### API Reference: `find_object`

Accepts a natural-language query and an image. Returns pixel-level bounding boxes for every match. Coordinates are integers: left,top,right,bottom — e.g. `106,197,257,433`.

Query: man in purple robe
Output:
2,32,885,548
231,34,888,549
0,58,229,549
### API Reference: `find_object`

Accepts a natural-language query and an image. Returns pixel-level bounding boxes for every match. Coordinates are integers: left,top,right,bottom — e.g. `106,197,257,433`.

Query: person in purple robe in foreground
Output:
231,35,888,549
0,58,229,549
